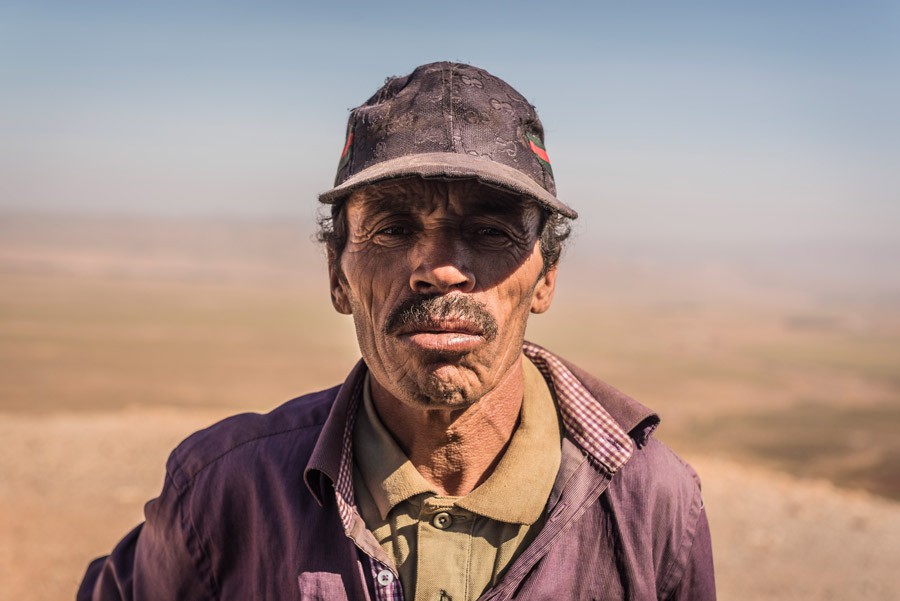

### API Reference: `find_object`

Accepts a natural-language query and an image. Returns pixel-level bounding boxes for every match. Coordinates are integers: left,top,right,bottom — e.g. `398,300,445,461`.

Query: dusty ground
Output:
1,214,898,600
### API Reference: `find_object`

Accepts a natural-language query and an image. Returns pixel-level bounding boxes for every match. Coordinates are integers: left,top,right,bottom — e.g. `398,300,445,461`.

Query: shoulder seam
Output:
170,422,324,489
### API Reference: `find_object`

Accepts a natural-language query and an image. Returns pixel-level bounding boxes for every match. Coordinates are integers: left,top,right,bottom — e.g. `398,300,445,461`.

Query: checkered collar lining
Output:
522,341,635,474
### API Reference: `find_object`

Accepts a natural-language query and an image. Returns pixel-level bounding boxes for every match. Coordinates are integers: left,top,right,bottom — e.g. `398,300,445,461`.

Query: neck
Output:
370,358,525,496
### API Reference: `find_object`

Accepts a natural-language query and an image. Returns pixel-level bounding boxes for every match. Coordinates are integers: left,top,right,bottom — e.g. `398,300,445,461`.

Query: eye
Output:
377,225,411,236
476,226,506,237
470,224,518,249
370,222,416,246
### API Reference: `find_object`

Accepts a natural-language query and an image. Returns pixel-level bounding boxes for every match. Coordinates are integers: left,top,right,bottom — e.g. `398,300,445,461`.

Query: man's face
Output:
330,178,557,411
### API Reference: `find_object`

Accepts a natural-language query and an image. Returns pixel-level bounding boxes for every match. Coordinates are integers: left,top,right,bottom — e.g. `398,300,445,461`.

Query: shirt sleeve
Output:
77,471,215,601
664,505,717,601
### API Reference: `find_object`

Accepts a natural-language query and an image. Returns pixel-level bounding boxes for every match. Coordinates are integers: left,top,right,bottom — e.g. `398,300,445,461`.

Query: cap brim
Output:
318,152,578,219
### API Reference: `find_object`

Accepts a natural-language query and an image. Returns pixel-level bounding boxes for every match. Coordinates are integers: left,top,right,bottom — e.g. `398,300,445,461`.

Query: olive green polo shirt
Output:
352,357,562,601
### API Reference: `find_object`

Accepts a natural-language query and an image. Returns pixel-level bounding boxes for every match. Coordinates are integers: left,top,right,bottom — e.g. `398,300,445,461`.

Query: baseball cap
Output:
318,62,577,219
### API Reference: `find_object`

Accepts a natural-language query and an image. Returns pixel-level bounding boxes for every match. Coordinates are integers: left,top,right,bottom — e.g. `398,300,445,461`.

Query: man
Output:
79,62,715,600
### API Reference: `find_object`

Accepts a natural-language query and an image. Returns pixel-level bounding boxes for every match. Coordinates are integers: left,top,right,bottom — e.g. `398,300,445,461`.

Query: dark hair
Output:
316,190,571,275
316,200,350,268
536,210,571,272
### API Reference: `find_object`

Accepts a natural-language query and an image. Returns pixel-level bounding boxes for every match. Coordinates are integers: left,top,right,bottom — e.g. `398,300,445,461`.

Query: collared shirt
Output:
79,341,716,601
353,356,561,601
330,342,637,601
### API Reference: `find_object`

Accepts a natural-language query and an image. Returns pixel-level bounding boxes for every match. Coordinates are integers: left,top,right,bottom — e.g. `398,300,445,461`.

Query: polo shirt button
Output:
432,511,453,529
376,569,394,586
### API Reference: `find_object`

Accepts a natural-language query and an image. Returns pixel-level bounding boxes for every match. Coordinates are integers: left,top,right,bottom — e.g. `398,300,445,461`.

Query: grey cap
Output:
318,62,577,219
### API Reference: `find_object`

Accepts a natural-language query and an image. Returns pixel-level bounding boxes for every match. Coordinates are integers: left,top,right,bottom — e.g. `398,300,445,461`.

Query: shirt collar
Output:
354,372,435,519
303,359,366,523
354,357,561,525
304,342,652,535
454,355,561,523
522,341,636,473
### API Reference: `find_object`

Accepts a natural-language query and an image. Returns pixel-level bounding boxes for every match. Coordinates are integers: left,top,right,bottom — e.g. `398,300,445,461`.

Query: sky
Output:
1,0,898,254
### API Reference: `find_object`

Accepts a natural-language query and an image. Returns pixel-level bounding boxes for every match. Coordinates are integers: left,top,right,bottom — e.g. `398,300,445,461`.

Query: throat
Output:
371,359,525,497
407,422,517,496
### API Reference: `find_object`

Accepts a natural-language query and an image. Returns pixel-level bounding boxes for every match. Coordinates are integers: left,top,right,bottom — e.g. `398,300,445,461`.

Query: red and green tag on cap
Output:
525,133,553,177
337,128,354,173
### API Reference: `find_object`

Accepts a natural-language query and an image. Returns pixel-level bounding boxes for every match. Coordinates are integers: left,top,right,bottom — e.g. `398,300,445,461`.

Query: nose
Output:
409,232,476,294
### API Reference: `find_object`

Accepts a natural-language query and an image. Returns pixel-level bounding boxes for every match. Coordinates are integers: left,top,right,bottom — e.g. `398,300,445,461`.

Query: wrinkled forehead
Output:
346,177,542,221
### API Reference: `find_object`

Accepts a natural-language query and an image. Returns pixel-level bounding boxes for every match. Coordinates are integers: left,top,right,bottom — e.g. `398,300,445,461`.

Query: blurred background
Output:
1,1,898,599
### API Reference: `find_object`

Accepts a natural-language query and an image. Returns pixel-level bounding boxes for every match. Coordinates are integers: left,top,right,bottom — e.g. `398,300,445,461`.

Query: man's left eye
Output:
377,225,411,236
476,227,506,237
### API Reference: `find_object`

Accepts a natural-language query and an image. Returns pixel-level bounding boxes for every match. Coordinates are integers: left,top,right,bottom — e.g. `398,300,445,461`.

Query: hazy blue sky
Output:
1,1,898,250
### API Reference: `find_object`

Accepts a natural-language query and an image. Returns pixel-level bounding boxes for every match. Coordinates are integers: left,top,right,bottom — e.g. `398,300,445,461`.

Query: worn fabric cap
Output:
318,62,577,219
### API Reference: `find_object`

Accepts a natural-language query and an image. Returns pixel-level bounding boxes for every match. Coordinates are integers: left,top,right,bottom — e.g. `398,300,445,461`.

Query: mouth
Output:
384,294,499,354
395,318,486,353
396,317,483,336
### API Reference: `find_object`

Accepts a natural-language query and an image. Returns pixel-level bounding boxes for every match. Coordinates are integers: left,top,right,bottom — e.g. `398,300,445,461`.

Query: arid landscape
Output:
1,213,898,600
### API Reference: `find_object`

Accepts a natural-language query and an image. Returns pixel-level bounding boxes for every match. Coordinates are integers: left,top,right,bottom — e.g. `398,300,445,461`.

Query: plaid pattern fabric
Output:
333,376,364,539
369,558,404,601
330,377,405,601
523,341,634,473
332,342,635,601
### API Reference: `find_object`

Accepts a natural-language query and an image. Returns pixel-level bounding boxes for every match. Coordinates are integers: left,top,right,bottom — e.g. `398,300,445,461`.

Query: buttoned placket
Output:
414,499,475,601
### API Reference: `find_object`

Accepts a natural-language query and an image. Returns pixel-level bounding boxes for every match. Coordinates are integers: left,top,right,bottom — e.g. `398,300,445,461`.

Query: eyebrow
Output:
360,193,419,217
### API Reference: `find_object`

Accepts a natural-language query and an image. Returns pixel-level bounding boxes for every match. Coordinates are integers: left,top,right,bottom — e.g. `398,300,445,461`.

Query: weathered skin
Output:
329,177,557,495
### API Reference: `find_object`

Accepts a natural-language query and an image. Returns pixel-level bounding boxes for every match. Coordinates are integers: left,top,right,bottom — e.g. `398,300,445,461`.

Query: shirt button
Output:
432,511,453,529
376,569,394,586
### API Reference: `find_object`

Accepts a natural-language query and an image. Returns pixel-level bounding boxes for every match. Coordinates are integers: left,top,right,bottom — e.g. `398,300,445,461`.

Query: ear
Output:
329,252,352,315
530,265,558,314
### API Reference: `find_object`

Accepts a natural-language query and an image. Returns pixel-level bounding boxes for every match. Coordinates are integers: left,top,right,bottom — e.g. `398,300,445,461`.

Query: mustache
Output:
383,295,499,342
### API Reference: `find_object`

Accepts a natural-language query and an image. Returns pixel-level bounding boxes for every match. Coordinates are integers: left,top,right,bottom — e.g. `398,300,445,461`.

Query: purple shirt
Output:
79,342,715,600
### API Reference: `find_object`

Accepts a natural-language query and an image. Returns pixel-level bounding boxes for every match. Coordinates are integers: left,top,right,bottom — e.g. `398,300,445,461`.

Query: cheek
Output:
482,261,544,327
341,247,407,321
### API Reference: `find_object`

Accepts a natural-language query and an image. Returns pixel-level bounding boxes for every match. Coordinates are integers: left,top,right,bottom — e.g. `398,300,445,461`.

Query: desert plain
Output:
1,213,898,600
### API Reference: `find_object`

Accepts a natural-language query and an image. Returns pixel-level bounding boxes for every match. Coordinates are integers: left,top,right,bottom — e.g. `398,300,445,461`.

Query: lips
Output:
394,316,487,354
395,317,484,337
384,295,499,346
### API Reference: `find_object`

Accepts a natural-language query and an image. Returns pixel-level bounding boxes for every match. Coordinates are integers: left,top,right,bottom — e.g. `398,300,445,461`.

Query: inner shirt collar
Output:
353,355,562,525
